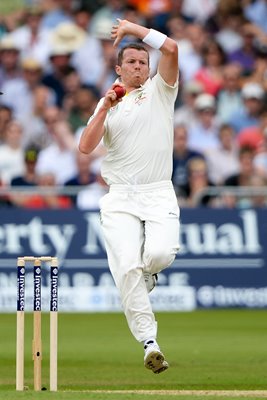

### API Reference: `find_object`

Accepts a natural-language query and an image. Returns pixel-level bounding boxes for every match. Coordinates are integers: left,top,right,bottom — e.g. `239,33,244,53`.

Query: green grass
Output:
0,310,267,399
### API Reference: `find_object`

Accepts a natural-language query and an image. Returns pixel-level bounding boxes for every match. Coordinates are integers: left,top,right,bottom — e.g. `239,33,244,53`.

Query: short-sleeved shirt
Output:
89,73,178,185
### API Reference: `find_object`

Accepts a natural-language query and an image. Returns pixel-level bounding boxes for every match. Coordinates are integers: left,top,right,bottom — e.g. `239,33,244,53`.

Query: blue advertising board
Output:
0,208,266,311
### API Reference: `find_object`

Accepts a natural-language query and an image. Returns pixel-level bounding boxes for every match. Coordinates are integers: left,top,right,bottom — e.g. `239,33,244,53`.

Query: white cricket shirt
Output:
89,73,178,185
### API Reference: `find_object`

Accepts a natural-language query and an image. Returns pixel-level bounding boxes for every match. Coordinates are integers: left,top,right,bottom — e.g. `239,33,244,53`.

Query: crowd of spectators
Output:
0,0,267,209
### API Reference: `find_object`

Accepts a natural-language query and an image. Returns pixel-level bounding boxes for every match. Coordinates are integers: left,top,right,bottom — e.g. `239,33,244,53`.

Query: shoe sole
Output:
144,350,169,374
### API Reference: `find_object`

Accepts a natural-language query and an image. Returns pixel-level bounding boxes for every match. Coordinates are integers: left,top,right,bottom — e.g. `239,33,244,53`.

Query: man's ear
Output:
115,65,121,76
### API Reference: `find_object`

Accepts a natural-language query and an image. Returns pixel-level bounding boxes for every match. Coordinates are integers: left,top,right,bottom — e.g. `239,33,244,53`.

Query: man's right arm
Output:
78,105,107,154
79,84,124,154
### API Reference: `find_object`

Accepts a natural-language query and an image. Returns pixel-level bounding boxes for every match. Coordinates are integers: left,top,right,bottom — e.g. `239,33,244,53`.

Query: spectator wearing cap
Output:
43,22,86,106
174,80,204,128
11,144,39,186
0,35,21,89
187,93,220,153
1,57,55,120
229,82,265,134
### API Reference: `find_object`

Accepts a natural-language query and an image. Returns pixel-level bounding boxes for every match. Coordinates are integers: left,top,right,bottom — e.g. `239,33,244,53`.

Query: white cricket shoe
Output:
144,340,169,374
143,272,158,293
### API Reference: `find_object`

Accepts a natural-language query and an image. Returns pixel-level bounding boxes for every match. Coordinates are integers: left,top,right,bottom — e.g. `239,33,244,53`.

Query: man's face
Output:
116,48,150,88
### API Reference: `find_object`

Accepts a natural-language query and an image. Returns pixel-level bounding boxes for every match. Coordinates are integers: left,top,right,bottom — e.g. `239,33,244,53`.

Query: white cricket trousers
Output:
99,180,180,342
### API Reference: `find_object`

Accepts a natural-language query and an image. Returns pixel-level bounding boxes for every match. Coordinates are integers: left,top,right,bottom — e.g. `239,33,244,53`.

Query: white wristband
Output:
142,29,167,50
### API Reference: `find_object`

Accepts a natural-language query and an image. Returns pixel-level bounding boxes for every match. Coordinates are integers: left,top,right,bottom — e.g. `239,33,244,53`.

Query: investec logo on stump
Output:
50,268,58,312
34,267,42,311
17,267,25,311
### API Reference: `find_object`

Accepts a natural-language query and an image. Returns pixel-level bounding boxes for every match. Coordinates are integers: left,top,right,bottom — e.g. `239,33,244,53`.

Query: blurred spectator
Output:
35,115,77,184
181,0,218,24
67,84,99,132
1,57,55,120
71,8,103,86
187,93,220,152
243,0,267,33
194,38,226,96
0,105,13,143
0,177,13,207
174,80,204,127
247,174,267,207
89,0,125,37
8,6,51,67
216,63,243,123
42,22,86,106
236,107,267,150
178,23,206,82
227,22,260,75
0,35,21,89
18,84,55,148
12,172,73,208
76,157,109,210
177,157,216,207
204,124,240,185
40,0,75,30
11,144,39,186
229,82,265,134
61,66,82,114
214,2,244,54
171,124,205,192
224,146,256,187
0,120,25,184
254,126,267,179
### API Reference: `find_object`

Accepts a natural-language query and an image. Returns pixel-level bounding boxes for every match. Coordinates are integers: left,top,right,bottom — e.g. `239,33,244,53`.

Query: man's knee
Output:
144,244,178,273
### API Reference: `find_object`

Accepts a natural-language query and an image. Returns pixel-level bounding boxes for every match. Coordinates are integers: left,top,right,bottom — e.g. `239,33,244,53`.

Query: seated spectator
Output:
247,174,267,208
0,176,13,207
174,80,204,128
171,124,205,193
2,57,55,120
187,93,220,153
64,151,97,205
76,157,109,210
216,63,243,123
204,124,240,185
11,144,39,186
36,114,77,184
236,109,267,150
229,82,265,134
254,126,267,179
12,172,73,209
0,105,13,143
177,157,217,207
194,38,226,96
67,84,100,132
0,35,21,89
0,120,25,184
227,22,259,75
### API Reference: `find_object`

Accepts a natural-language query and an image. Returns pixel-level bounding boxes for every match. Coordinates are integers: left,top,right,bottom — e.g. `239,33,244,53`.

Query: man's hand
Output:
111,19,134,48
102,83,126,109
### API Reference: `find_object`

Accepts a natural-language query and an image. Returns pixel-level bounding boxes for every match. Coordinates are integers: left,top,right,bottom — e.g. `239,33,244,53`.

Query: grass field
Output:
1,310,267,400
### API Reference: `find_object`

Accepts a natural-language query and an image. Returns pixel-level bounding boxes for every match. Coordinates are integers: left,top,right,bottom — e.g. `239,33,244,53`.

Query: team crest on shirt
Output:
135,90,147,105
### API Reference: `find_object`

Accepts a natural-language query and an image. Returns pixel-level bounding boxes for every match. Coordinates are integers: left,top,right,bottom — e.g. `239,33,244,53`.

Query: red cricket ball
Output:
114,85,126,99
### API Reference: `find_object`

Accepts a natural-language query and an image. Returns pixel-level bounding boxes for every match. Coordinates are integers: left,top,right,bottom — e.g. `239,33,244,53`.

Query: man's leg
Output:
100,207,157,342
